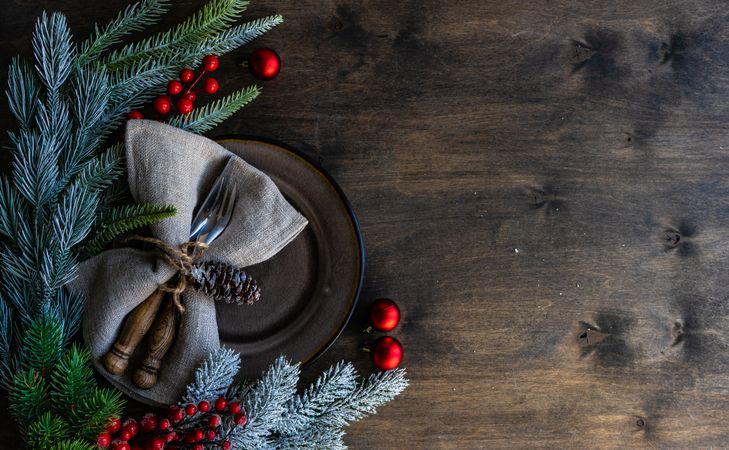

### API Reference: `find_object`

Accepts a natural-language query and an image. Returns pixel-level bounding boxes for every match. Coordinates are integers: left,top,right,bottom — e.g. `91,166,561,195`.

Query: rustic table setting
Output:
4,0,729,448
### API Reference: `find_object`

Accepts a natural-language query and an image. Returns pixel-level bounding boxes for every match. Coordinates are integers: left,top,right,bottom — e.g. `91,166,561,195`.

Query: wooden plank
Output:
5,0,729,447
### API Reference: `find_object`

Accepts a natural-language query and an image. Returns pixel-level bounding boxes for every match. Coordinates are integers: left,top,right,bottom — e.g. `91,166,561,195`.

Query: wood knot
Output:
663,229,681,248
329,17,344,32
661,223,697,255
635,417,647,430
526,187,564,214
570,40,596,64
576,326,610,348
671,320,685,346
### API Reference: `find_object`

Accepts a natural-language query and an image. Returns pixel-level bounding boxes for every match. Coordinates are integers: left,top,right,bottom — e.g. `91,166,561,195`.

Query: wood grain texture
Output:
4,0,729,448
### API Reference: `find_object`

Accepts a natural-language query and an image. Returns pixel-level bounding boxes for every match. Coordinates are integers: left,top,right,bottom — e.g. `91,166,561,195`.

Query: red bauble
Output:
97,432,111,448
371,336,403,370
176,98,194,115
203,77,219,94
222,441,232,450
228,401,241,414
180,68,195,83
167,80,183,95
248,48,281,80
202,55,219,72
234,414,247,426
369,298,400,332
153,96,171,115
185,403,197,416
127,110,143,120
215,397,227,411
107,417,122,434
198,400,210,412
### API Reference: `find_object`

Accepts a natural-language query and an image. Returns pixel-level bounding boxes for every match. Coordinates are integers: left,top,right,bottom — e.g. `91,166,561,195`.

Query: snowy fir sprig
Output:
182,349,409,450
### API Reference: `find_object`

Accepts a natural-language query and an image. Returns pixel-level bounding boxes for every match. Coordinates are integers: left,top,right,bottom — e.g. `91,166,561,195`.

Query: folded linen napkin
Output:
69,120,308,406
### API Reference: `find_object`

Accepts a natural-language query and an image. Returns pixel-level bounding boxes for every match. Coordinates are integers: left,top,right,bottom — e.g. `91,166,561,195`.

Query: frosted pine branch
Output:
183,347,241,404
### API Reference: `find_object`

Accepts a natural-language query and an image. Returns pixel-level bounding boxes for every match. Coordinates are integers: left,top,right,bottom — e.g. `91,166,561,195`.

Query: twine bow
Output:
123,235,209,313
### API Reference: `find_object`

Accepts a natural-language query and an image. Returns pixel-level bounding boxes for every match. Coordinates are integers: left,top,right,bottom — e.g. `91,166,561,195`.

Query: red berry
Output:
185,403,197,416
183,92,197,102
234,413,247,426
165,431,177,443
222,441,232,450
167,405,185,422
228,402,241,414
180,68,195,83
167,80,183,95
198,401,210,412
215,397,227,411
153,95,171,115
111,440,130,450
158,418,170,431
140,413,157,432
208,414,221,428
127,110,143,120
123,419,138,438
193,445,204,450
119,429,132,441
202,55,219,72
205,429,216,440
176,98,194,115
203,78,219,94
97,432,111,448
106,417,122,434
150,438,165,450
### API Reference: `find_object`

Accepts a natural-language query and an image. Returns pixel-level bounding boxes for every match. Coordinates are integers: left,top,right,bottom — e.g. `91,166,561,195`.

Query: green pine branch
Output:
66,388,124,441
168,85,260,134
9,368,50,424
21,316,65,377
79,202,177,259
103,0,250,70
27,412,71,449
50,345,95,418
78,0,170,65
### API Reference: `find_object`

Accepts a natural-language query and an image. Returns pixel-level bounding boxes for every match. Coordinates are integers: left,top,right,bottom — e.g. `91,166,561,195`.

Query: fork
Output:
102,166,237,381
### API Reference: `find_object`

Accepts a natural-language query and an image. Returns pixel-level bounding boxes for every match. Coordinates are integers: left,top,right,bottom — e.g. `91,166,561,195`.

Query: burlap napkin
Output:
69,120,308,406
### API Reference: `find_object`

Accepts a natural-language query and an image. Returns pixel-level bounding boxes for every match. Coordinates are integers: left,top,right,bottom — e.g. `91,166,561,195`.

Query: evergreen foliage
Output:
2,0,280,447
182,349,409,449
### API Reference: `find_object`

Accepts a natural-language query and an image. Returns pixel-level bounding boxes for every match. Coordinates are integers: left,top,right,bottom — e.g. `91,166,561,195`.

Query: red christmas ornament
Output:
167,80,183,95
248,48,281,80
215,397,227,411
106,417,122,434
153,96,171,115
127,110,143,120
370,336,403,370
203,77,219,94
97,432,111,448
202,54,219,72
369,298,400,332
198,400,210,412
180,68,195,83
176,98,194,115
222,441,232,450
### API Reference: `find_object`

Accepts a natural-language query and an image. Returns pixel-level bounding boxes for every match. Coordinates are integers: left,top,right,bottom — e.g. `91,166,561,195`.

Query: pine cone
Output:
189,261,261,306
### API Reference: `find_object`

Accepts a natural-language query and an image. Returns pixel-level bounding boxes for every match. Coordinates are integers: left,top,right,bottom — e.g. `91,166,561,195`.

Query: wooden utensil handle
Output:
132,295,179,389
102,288,167,375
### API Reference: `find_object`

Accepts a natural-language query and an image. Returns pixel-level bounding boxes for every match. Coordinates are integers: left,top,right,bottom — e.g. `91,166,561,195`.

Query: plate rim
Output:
214,134,365,367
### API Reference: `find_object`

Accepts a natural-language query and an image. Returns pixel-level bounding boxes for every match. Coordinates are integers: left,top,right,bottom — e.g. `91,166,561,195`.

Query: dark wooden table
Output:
6,0,729,448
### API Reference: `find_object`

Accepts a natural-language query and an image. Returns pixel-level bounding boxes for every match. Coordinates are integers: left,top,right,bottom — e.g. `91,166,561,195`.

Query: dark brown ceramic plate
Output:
214,137,363,377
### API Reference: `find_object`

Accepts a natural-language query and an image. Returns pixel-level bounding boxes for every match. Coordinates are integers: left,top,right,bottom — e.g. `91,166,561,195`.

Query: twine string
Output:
123,235,209,313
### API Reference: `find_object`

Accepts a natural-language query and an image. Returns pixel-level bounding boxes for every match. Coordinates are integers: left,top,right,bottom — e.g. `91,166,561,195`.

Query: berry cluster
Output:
97,396,247,450
127,55,220,121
